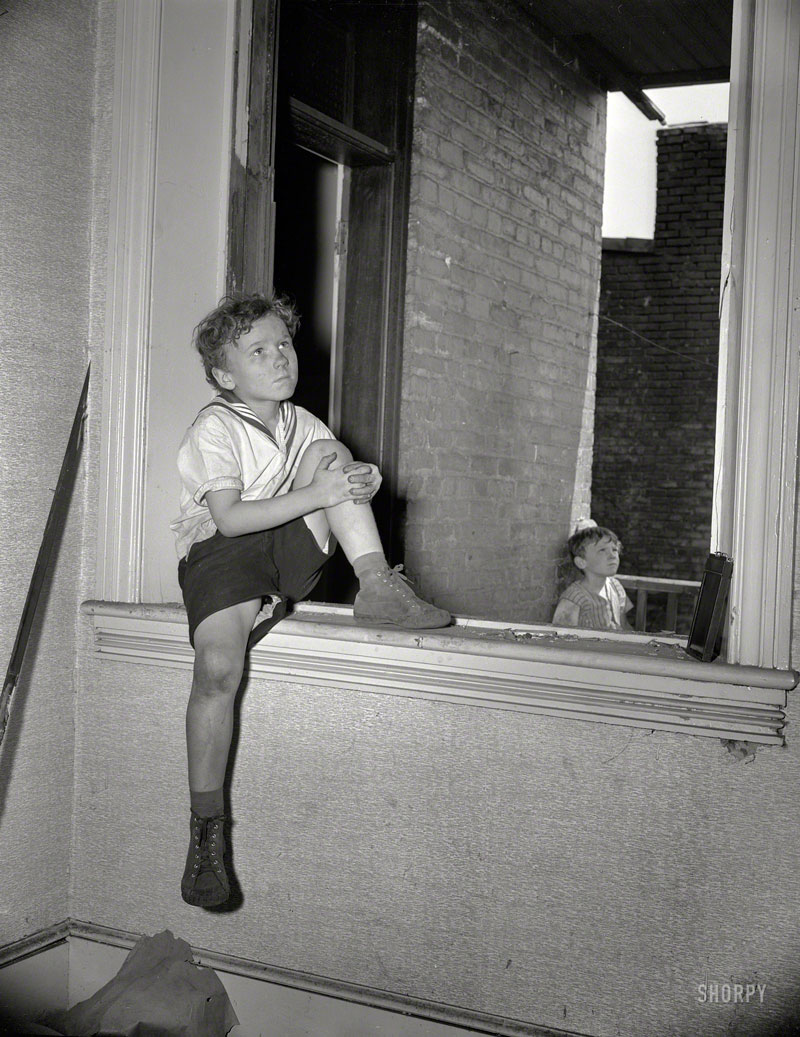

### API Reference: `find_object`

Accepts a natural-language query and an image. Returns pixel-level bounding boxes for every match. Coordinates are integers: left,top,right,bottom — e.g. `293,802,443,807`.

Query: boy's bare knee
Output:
193,644,243,695
305,438,352,467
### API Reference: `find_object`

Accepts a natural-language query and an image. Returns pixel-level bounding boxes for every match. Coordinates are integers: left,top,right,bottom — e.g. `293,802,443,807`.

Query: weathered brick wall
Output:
593,124,726,626
398,0,606,622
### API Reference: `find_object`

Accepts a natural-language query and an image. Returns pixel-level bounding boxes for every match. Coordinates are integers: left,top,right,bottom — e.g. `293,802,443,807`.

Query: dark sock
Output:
353,551,388,584
191,788,224,818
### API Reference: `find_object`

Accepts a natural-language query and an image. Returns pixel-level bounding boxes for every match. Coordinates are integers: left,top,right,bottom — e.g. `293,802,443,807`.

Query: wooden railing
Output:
0,365,89,754
617,574,701,633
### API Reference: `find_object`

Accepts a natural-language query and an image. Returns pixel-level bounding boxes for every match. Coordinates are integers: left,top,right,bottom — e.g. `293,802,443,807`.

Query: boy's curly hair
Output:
567,523,623,560
193,292,300,388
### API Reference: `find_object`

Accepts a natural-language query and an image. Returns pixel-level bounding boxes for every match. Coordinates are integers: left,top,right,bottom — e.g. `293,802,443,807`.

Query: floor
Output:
0,936,512,1037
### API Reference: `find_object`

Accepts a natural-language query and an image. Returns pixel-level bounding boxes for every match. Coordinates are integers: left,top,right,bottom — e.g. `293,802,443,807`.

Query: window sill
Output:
82,601,797,745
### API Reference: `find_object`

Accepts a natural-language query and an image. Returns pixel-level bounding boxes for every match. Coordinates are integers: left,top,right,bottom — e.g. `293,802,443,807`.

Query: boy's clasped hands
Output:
313,454,381,507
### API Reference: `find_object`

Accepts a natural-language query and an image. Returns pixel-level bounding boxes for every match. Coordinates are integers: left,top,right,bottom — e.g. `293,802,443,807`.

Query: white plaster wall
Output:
0,0,102,943
72,638,800,1036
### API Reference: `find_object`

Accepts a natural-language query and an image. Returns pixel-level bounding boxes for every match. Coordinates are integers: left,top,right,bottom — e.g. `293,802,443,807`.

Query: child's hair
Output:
567,522,622,561
192,291,300,388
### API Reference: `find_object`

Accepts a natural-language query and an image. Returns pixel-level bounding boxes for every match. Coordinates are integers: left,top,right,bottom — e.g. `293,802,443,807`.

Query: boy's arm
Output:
552,598,580,627
205,452,375,536
620,593,634,631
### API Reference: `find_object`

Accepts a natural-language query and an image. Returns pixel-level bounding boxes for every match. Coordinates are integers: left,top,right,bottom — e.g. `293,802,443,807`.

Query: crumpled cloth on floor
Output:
43,929,238,1037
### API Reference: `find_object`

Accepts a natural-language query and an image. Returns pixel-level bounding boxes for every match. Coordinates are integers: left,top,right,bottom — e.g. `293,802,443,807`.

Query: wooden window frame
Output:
93,0,799,740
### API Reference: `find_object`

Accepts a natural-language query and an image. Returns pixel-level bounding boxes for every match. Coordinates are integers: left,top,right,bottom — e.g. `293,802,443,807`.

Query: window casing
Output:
92,0,799,738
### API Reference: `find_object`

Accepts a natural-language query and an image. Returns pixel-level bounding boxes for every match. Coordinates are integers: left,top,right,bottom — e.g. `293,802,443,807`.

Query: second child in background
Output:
552,522,633,632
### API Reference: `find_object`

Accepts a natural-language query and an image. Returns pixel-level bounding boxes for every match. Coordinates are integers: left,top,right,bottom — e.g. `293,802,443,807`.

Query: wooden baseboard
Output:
0,920,71,968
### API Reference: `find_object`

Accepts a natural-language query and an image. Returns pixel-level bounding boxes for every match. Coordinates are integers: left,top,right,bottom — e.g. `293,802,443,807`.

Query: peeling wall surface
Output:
0,0,100,943
398,0,605,623
2,3,800,1037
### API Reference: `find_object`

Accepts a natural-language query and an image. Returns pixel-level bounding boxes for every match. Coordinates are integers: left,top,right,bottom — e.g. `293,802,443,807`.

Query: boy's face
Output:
575,536,620,578
212,313,298,406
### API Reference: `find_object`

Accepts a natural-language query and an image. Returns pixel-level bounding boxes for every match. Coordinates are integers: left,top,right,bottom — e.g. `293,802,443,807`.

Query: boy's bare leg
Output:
182,597,261,907
295,440,450,628
291,439,383,558
187,598,262,791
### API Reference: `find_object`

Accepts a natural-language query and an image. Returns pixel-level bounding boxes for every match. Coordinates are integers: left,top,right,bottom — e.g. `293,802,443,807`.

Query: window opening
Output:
592,80,731,636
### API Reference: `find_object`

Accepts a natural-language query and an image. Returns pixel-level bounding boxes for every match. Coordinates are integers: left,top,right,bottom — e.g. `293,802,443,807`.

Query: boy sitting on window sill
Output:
170,291,451,910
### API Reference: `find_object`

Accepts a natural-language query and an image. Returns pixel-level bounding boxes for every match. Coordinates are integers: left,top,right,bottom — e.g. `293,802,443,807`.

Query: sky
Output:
602,83,730,239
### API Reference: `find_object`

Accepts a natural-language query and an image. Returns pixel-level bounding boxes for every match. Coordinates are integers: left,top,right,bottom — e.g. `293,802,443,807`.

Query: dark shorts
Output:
178,517,336,647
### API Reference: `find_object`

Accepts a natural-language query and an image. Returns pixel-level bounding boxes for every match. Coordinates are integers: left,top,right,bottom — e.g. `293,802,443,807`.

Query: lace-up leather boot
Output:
353,565,451,629
181,812,229,907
